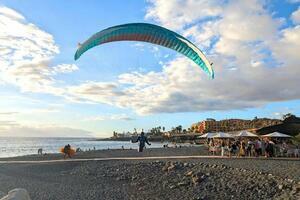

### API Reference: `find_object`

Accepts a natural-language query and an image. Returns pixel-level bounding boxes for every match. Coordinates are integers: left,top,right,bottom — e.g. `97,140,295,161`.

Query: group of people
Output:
208,138,299,158
35,132,151,160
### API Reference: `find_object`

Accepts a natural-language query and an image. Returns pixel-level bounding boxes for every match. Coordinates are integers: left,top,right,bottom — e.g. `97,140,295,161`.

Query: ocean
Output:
0,137,165,158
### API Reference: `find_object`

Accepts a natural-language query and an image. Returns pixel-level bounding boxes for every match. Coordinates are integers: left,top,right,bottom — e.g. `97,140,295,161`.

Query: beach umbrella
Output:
236,131,258,137
198,133,216,138
213,132,234,139
262,132,292,138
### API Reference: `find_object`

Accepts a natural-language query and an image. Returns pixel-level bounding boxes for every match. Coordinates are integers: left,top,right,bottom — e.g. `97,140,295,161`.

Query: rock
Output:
162,181,168,188
162,165,168,172
167,164,176,172
0,188,31,200
292,184,300,192
192,176,200,185
162,162,170,171
291,190,297,195
169,185,176,189
185,171,193,176
177,181,189,186
183,163,188,167
162,162,176,172
287,179,293,183
192,173,205,185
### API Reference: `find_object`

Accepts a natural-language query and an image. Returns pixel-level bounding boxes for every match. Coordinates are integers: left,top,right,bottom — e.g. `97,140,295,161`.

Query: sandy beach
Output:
0,147,299,200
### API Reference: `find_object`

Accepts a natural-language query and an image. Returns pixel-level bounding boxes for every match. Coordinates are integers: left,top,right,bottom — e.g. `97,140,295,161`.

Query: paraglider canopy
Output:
74,23,214,79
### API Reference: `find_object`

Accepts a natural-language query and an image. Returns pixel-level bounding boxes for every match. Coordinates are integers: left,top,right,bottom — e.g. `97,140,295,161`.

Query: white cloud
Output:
0,120,19,127
52,64,79,74
0,124,92,137
145,0,223,30
67,81,125,105
84,114,135,121
270,25,300,64
0,6,76,95
291,7,300,24
0,7,24,20
25,107,61,114
0,112,18,115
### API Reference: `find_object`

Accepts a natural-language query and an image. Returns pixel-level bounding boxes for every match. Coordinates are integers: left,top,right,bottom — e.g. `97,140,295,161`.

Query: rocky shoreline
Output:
0,148,299,199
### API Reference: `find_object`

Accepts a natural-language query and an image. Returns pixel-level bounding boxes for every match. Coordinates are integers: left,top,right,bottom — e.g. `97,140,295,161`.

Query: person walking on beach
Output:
132,131,151,152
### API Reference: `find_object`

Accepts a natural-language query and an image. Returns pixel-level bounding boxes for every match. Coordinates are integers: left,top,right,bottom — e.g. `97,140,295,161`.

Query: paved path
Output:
0,155,299,164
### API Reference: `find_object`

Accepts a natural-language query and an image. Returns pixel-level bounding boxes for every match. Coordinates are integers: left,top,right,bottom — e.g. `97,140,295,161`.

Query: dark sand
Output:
0,146,207,161
0,147,299,200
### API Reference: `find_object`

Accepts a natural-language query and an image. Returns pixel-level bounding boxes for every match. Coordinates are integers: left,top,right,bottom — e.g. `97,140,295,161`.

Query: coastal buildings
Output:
112,115,299,139
191,118,282,133
112,131,137,139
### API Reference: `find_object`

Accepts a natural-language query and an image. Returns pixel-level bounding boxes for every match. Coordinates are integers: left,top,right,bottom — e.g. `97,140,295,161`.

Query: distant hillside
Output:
256,115,300,136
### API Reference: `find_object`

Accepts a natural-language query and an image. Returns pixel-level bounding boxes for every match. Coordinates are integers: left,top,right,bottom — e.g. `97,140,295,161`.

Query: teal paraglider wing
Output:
74,23,214,79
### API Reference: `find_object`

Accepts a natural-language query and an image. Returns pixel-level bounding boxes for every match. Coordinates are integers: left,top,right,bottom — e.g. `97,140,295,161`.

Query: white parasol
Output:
198,133,216,139
236,131,258,137
262,132,292,138
213,132,234,139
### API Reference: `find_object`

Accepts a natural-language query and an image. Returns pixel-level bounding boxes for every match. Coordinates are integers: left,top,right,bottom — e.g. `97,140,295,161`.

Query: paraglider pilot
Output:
132,131,151,152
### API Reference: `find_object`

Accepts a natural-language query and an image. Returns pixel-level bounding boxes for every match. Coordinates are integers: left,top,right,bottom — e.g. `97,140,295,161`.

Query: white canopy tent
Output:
213,132,234,139
236,131,258,137
262,132,292,138
198,133,216,139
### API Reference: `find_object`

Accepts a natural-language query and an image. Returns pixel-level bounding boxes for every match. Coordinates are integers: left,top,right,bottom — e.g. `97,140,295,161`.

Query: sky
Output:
0,0,300,137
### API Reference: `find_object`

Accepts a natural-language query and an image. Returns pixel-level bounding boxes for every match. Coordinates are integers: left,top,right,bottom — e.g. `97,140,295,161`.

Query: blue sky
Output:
0,0,300,137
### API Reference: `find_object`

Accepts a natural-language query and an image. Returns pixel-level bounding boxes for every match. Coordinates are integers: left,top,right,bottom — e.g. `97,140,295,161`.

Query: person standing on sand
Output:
239,141,246,157
255,139,262,157
221,140,225,157
132,131,151,152
63,144,72,159
37,148,43,155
